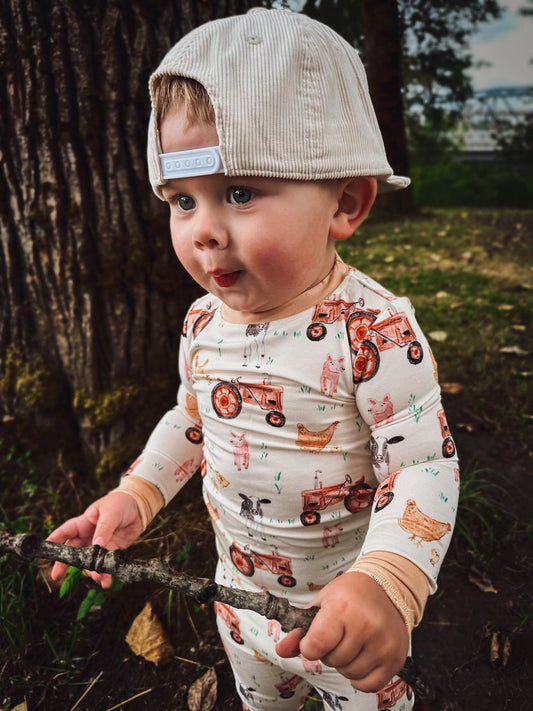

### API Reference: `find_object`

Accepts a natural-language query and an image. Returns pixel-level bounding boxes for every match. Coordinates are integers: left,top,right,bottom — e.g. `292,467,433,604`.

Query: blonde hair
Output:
152,75,215,130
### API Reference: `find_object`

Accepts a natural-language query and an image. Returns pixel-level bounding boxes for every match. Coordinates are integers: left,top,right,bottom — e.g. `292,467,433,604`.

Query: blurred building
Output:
455,86,533,162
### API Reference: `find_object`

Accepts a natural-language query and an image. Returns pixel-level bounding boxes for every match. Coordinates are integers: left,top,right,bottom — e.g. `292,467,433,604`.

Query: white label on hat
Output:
160,146,225,179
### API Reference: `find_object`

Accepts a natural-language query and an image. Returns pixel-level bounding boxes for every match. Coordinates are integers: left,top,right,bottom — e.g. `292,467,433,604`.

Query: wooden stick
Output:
0,529,435,703
0,530,316,631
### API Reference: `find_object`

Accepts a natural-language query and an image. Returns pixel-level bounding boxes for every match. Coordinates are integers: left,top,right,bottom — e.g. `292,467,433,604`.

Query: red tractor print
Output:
211,377,285,427
275,675,303,699
374,470,401,512
300,474,375,526
306,297,367,341
214,601,244,644
185,425,203,444
376,677,412,710
351,311,423,383
229,542,296,588
182,305,217,338
438,409,456,458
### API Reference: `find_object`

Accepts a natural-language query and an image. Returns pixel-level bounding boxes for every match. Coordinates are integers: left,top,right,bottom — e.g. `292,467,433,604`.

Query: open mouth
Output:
211,271,242,288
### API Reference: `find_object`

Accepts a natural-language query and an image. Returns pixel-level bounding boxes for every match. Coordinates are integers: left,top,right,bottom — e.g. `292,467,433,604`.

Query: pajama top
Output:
126,261,459,606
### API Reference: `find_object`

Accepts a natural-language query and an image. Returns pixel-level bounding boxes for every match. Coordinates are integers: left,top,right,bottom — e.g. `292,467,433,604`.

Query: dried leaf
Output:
187,667,217,711
502,634,512,667
441,382,463,395
469,568,498,594
125,601,174,665
490,632,499,663
499,346,528,356
429,330,448,342
489,631,511,666
12,704,28,711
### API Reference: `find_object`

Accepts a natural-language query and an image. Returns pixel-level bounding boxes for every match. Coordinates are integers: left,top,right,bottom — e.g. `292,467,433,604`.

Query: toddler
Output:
49,8,459,711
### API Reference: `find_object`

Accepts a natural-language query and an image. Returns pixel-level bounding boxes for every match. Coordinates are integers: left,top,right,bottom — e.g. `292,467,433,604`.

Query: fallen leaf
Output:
499,346,528,356
441,382,463,395
490,632,499,663
12,704,28,711
429,330,448,342
490,631,511,666
497,304,513,311
436,291,449,299
125,601,174,665
188,667,217,711
469,567,498,594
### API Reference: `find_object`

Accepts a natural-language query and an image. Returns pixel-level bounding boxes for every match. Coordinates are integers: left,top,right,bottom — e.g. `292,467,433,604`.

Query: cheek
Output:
169,223,188,261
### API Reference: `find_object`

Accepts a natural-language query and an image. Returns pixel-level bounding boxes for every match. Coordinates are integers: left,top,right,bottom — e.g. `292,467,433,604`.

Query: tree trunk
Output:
0,0,253,476
361,0,415,215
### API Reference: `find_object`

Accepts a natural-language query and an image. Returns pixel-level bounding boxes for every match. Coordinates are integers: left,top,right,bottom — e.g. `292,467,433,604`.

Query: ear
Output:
328,177,377,241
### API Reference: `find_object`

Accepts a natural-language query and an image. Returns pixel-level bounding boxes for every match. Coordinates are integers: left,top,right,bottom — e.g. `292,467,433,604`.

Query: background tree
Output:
303,0,501,212
0,0,253,477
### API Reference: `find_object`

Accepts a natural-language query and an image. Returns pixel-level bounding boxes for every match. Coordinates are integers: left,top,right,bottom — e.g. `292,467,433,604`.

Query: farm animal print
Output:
215,594,414,711
127,256,458,707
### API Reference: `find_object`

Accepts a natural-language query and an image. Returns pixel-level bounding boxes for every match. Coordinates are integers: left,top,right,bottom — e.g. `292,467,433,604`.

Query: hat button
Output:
245,34,262,45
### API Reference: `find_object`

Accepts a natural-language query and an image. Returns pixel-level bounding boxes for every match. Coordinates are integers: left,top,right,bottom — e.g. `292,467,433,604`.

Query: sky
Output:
468,0,532,90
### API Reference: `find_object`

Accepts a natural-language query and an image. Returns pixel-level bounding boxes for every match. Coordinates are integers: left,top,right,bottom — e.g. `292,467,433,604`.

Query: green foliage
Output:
494,114,533,166
454,466,508,554
339,208,533,438
299,0,501,122
410,161,533,208
0,347,59,412
400,0,501,122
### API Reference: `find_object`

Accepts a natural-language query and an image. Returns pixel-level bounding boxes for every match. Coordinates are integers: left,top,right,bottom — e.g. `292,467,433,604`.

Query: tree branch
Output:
0,529,434,702
0,530,315,631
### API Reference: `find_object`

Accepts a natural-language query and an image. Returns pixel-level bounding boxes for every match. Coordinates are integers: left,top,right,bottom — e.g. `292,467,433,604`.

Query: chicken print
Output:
399,499,452,546
296,421,339,452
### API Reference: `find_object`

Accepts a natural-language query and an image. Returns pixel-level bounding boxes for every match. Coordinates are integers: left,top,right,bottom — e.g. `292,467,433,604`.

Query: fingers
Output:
300,609,356,666
48,516,96,583
275,627,306,658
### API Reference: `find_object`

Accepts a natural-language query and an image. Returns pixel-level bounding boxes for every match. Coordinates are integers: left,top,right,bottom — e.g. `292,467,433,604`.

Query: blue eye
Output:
177,195,196,211
229,187,254,205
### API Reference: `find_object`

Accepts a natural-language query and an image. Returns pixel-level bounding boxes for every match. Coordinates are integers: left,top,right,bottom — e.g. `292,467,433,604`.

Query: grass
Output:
0,207,532,708
337,208,533,438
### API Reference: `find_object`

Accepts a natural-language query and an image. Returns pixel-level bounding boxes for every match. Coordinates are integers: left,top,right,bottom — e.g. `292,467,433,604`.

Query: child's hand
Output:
275,571,408,693
47,492,143,589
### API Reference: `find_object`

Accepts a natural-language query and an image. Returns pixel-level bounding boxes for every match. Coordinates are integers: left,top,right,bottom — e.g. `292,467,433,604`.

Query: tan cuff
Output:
112,475,164,530
348,551,430,633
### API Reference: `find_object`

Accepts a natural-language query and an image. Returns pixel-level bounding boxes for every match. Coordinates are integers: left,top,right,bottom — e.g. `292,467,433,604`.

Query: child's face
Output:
160,106,343,315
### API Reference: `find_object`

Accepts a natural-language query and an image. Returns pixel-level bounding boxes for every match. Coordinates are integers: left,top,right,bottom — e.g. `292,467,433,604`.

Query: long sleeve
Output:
120,324,204,505
353,296,459,592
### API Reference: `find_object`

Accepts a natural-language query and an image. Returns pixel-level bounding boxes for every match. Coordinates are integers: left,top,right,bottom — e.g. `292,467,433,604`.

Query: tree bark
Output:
0,0,253,474
361,0,415,215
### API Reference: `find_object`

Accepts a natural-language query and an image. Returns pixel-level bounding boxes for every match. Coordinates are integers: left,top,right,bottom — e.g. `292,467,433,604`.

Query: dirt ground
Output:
3,391,531,711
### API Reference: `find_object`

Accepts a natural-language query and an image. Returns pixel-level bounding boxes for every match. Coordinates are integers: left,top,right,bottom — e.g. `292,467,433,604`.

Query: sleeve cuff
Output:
348,550,430,633
111,475,165,530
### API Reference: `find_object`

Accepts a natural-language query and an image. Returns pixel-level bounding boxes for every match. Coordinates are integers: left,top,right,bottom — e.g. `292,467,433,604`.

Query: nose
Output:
192,207,229,250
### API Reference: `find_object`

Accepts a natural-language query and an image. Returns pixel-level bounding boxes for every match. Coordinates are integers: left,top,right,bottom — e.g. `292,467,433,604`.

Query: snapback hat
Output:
147,7,410,199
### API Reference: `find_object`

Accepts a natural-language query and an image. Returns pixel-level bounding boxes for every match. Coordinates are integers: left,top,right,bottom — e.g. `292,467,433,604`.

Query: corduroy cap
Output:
147,7,410,198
